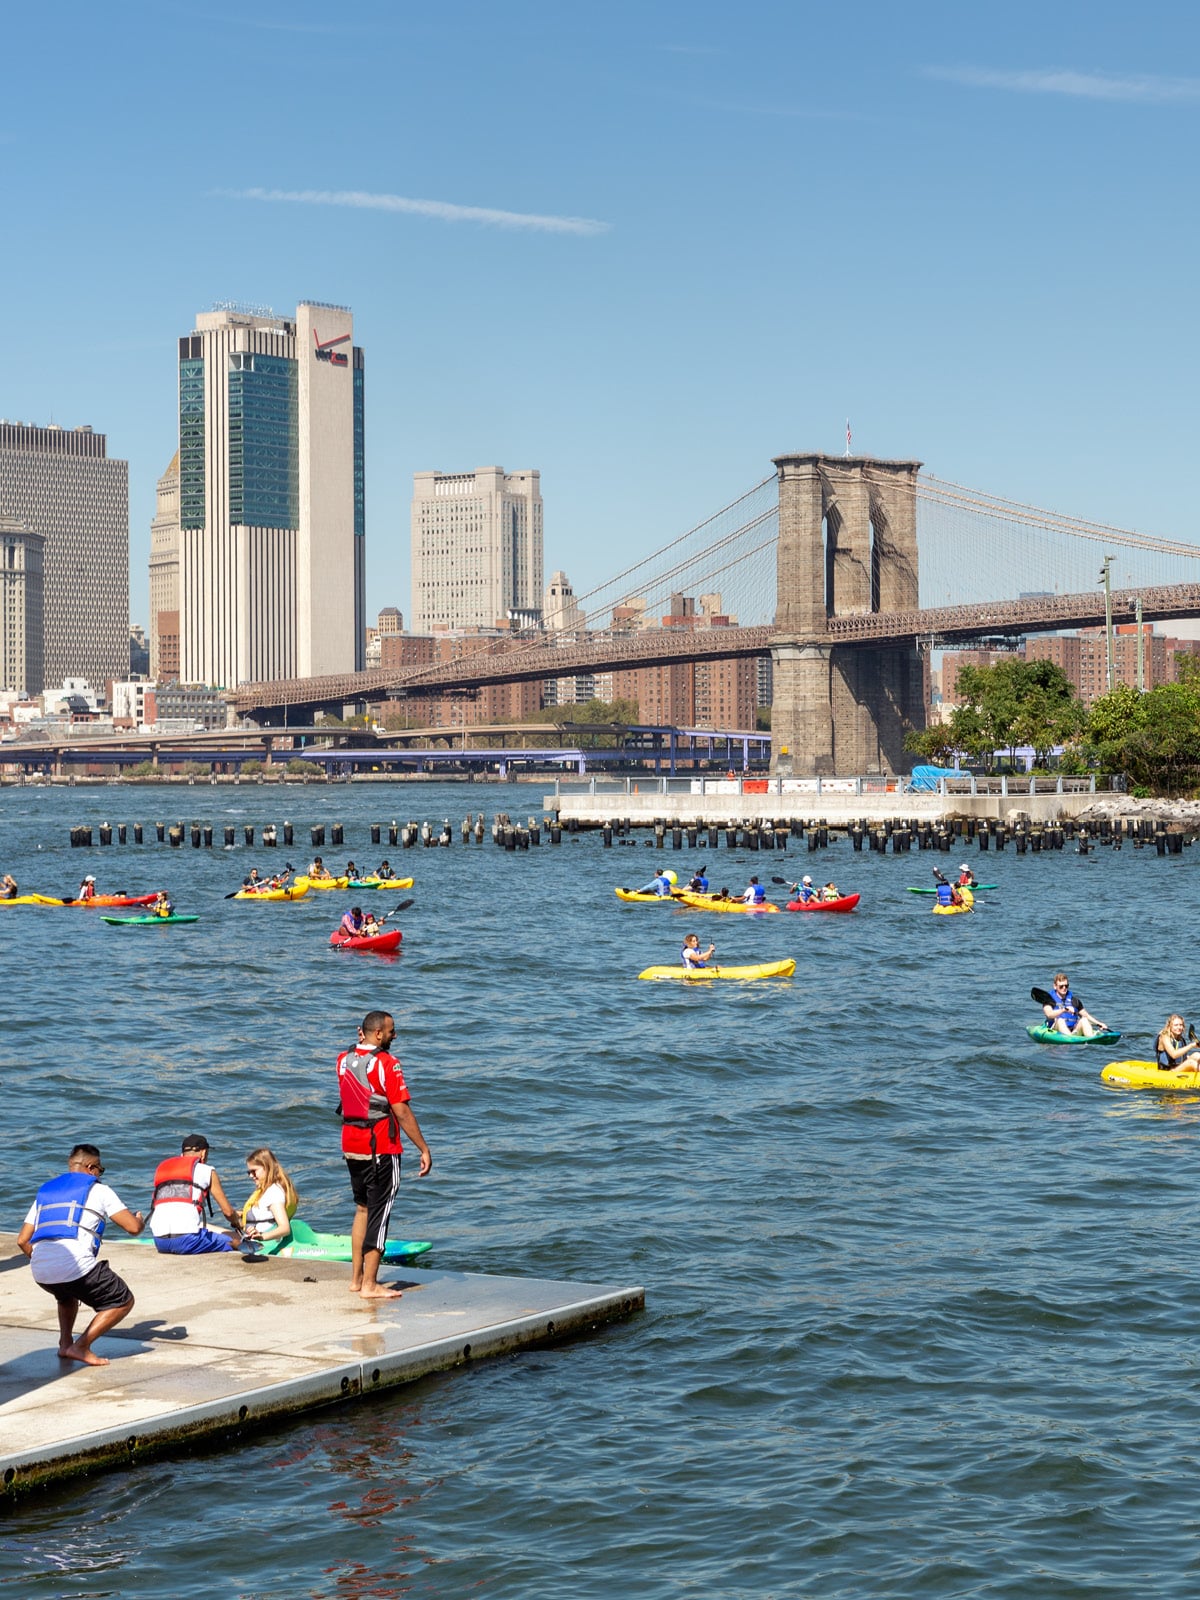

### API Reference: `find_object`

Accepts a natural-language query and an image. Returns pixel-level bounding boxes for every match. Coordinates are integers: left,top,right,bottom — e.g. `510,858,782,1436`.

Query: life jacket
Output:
1056,988,1080,1029
151,1155,211,1222
241,1185,298,1231
936,882,953,905
340,911,362,935
688,875,708,892
748,883,765,904
338,1049,398,1153
29,1171,104,1250
681,945,707,969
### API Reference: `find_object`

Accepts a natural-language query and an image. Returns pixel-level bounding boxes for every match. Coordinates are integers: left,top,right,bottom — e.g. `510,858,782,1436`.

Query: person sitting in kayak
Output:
821,882,841,902
1155,1015,1200,1072
78,875,97,901
1042,973,1102,1038
790,875,818,904
741,876,766,905
681,933,716,969
339,907,366,941
361,911,384,937
345,861,359,880
376,859,393,879
151,892,174,918
637,868,675,897
933,870,963,907
686,866,709,893
1,873,17,899
242,868,263,890
957,862,977,887
308,856,331,880
268,867,293,890
240,1147,298,1248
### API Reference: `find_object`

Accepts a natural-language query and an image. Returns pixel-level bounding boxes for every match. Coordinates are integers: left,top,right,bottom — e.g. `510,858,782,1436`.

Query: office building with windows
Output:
411,466,542,633
149,451,180,681
0,515,45,696
0,421,128,691
177,301,365,687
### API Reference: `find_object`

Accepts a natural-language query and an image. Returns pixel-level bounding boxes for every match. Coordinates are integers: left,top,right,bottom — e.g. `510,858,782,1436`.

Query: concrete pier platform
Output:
0,1235,643,1498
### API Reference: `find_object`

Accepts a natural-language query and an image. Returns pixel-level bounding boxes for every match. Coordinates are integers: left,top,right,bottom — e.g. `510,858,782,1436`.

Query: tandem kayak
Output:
676,892,780,914
233,885,310,901
615,887,685,904
639,959,796,982
908,884,998,894
329,928,402,952
348,877,414,891
43,893,161,909
1027,1024,1121,1046
294,875,349,891
1101,1059,1200,1092
785,893,860,913
102,914,199,926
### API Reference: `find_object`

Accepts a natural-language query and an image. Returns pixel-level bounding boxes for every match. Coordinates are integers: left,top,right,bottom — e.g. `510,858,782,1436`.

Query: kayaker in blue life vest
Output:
790,875,818,904
1155,1014,1200,1072
741,876,766,905
686,866,709,893
1042,972,1104,1037
637,868,675,897
682,933,716,969
933,869,963,907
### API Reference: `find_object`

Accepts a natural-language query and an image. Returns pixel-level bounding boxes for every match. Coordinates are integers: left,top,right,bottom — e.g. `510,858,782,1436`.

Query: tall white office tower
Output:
0,422,128,691
411,467,542,633
177,301,365,687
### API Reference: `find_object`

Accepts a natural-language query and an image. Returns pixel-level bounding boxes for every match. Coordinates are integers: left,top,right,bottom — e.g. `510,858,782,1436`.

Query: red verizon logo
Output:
313,329,350,367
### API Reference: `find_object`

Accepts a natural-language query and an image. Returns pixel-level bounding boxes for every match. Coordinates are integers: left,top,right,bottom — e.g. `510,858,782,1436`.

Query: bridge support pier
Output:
770,451,924,777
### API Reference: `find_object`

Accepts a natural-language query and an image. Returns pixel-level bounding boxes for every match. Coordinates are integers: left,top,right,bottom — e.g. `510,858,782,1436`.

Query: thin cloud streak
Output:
926,65,1200,103
222,187,610,236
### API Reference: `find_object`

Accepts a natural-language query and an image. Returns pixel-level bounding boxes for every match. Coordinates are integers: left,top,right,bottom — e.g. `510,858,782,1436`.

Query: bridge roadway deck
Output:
0,1234,643,1499
229,581,1200,718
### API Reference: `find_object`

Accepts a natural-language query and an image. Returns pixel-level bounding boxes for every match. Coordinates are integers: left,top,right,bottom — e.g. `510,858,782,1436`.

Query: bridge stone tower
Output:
771,453,924,776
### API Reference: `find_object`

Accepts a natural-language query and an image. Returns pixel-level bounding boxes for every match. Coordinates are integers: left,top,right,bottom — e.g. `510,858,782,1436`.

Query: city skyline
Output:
4,1,1200,644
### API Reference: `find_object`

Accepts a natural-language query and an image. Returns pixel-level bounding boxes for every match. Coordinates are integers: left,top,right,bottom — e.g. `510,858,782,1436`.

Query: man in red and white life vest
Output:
149,1133,242,1254
337,1009,433,1299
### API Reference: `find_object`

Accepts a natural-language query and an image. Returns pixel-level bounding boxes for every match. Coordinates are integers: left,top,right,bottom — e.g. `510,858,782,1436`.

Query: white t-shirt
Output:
150,1160,216,1238
244,1182,286,1234
24,1180,131,1284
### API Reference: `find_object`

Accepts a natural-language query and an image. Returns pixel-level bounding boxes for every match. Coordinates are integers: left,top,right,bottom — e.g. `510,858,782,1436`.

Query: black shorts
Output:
346,1154,401,1254
38,1259,132,1311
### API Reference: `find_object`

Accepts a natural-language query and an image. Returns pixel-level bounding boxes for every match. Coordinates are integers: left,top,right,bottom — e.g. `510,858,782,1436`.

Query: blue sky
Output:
3,0,1199,629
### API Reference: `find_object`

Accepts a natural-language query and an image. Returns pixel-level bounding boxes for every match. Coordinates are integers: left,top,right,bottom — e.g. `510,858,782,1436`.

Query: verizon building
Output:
0,422,128,691
177,301,365,688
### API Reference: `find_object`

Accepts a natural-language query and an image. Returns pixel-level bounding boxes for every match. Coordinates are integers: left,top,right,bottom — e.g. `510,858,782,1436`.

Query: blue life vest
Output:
689,874,709,892
749,883,765,904
682,945,708,969
935,882,953,905
29,1172,104,1252
654,876,672,896
1056,987,1080,1029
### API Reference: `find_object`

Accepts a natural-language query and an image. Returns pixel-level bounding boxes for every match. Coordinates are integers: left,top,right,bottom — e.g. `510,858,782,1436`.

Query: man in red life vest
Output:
337,1010,432,1299
149,1134,242,1254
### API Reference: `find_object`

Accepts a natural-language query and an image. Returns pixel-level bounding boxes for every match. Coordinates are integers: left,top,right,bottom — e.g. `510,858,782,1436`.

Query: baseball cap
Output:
960,863,969,871
181,1133,209,1152
85,874,95,882
802,876,812,885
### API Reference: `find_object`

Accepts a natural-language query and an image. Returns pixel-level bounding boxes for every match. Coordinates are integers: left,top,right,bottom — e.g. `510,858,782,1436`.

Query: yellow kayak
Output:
232,884,310,901
676,892,780,914
0,893,65,906
639,959,796,981
293,875,349,891
615,888,686,904
1101,1059,1200,1092
932,888,974,915
349,877,414,891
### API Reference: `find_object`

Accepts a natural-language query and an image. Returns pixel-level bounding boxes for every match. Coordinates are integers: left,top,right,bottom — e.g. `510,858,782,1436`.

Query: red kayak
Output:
69,893,159,909
329,928,402,953
785,893,860,914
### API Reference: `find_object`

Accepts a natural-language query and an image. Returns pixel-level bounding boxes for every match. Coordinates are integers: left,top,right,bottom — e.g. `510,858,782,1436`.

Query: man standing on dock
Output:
337,1010,433,1299
16,1144,145,1366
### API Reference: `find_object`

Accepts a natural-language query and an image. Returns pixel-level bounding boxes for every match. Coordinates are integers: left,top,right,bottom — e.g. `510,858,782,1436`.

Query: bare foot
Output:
358,1285,402,1300
60,1343,109,1366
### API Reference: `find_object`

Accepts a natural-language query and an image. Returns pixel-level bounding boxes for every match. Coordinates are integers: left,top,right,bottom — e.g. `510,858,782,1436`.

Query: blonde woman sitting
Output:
1156,1015,1200,1074
240,1148,299,1249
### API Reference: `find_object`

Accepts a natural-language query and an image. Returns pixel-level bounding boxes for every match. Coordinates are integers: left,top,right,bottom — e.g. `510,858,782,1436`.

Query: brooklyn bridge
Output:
230,452,1200,775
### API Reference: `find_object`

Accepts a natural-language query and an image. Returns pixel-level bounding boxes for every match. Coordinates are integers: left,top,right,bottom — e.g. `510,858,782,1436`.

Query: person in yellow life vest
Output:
151,891,174,918
150,1134,241,1254
240,1148,299,1247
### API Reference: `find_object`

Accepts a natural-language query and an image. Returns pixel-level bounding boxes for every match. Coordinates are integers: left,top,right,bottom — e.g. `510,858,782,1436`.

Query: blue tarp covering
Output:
908,764,959,792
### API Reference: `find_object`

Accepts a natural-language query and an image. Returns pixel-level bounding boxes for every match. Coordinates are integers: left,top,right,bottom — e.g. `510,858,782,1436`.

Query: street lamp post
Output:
1099,556,1115,695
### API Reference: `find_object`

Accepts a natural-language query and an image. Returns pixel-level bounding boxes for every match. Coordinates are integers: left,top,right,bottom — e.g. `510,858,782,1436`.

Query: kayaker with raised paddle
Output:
1155,1014,1200,1072
1041,972,1104,1038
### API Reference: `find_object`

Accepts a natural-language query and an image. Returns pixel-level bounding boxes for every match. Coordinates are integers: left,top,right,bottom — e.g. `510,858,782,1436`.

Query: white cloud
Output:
221,187,610,236
925,65,1200,103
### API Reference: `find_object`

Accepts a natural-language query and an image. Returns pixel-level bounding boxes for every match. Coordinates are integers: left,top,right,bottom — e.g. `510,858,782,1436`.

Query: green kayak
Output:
907,884,998,894
1026,1023,1121,1046
101,913,199,926
257,1219,431,1262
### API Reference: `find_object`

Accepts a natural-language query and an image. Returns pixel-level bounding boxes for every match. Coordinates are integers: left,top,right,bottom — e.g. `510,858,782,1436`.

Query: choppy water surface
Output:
3,782,1200,1598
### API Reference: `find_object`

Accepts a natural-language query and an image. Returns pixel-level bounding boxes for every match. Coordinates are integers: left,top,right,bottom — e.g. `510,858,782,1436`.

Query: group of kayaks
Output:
616,887,859,914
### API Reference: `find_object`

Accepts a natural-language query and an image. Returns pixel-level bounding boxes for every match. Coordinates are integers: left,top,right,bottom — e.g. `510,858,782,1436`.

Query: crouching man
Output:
17,1143,145,1366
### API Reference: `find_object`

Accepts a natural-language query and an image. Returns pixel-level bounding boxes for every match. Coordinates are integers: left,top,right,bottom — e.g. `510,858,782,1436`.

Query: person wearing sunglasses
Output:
240,1149,299,1247
1041,973,1105,1038
16,1144,145,1366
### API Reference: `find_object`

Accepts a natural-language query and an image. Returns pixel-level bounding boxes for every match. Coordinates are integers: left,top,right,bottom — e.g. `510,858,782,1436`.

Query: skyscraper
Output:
177,301,365,688
0,515,44,695
148,451,180,681
411,467,542,633
0,422,128,691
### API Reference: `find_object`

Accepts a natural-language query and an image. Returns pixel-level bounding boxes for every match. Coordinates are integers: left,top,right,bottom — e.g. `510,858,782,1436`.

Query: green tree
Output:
1086,680,1200,793
951,658,1082,768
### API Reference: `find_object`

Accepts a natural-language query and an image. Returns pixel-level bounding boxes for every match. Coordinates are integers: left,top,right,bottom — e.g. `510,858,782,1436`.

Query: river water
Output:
1,781,1198,1599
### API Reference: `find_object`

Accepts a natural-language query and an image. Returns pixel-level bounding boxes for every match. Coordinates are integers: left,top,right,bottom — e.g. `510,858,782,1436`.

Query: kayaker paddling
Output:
1155,1014,1200,1073
1041,972,1105,1038
681,933,716,970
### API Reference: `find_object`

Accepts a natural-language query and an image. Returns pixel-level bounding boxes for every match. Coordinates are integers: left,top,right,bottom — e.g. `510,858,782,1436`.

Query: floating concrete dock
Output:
0,1235,643,1498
